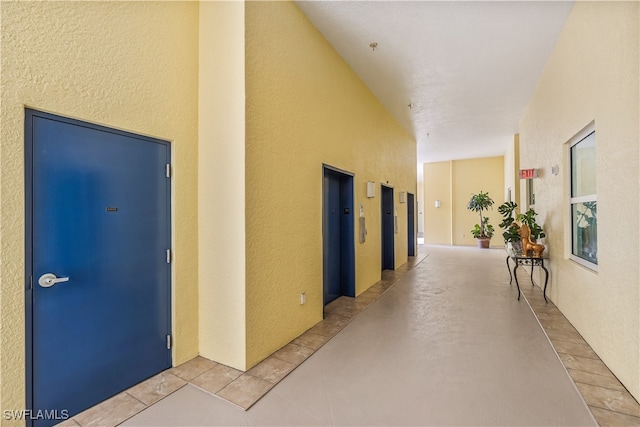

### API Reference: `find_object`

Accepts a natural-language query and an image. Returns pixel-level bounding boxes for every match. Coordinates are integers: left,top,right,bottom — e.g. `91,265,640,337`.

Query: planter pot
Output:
476,237,491,248
507,241,523,254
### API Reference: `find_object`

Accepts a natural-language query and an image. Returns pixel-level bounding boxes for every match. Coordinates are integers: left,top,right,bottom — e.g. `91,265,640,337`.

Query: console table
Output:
506,247,549,302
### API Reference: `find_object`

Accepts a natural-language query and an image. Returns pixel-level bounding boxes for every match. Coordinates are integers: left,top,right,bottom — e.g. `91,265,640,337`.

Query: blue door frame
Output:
25,109,172,426
407,192,415,257
381,185,395,270
322,166,355,305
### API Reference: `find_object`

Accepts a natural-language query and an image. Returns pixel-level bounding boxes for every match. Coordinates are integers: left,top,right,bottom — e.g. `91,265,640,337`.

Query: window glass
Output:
569,128,597,267
571,132,596,197
572,202,597,264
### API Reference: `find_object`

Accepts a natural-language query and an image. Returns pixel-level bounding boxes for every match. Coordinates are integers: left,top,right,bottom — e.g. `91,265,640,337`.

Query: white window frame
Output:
567,122,597,271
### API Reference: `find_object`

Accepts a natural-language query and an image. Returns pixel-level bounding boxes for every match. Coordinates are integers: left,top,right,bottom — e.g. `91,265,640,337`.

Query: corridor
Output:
95,245,623,426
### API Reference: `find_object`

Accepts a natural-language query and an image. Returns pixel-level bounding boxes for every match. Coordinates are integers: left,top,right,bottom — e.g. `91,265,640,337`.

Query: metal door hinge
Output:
166,164,171,178
166,249,172,264
29,275,33,290
166,334,172,349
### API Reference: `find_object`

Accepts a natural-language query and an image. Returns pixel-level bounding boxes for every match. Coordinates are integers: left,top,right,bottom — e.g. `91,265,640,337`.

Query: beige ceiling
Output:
295,1,575,165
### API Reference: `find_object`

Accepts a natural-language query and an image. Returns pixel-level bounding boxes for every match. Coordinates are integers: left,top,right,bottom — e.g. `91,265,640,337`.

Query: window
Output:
569,125,597,268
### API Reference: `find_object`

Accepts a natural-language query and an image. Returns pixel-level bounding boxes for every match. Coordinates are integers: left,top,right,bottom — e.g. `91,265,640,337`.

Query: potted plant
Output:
517,208,546,241
497,201,546,253
470,218,495,248
498,201,522,252
467,191,495,248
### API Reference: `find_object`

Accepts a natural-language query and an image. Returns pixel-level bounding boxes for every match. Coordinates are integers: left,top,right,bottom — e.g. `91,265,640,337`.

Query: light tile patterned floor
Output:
66,256,426,426
65,250,640,426
518,270,640,426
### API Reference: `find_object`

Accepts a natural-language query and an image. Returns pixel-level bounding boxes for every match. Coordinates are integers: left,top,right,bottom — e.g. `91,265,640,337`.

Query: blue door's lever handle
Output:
38,273,70,288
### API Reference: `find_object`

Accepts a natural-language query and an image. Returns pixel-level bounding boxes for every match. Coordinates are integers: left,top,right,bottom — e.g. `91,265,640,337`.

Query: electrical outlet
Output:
300,292,306,305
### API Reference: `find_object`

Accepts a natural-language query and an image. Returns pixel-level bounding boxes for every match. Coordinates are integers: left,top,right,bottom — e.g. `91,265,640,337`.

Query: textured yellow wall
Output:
452,157,504,247
244,1,416,368
0,1,199,416
519,1,639,400
424,157,504,247
198,1,247,371
423,161,452,245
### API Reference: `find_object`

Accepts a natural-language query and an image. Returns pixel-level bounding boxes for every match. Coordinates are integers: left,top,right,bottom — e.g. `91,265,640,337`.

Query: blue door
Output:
381,185,395,270
322,167,355,305
407,193,415,257
26,110,171,426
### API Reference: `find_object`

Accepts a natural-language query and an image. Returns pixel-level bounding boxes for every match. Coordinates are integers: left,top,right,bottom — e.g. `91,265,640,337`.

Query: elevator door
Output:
381,185,395,270
323,167,354,305
408,192,415,256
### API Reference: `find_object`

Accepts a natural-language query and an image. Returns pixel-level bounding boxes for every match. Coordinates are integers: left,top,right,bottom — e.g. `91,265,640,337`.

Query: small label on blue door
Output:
106,207,118,212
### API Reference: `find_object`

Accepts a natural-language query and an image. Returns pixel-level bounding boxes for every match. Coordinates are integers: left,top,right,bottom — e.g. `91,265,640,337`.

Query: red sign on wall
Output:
519,168,538,179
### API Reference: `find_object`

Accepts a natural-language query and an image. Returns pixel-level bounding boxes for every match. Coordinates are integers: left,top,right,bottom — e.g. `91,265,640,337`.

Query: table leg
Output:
541,262,549,302
530,263,535,286
506,256,513,285
513,263,521,300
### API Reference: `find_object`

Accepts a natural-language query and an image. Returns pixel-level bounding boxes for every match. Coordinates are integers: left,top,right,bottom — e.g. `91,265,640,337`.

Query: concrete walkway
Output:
121,245,597,426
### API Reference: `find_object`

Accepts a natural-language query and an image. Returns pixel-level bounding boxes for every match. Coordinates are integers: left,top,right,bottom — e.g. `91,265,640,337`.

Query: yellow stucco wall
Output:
519,1,639,400
0,1,200,416
423,157,504,247
452,157,504,247
244,1,416,368
423,161,452,245
198,1,247,371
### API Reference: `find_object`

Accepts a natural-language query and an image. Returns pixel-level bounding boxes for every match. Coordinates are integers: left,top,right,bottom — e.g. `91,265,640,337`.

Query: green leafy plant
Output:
498,201,521,243
471,219,494,238
467,191,494,239
517,208,546,241
497,201,546,243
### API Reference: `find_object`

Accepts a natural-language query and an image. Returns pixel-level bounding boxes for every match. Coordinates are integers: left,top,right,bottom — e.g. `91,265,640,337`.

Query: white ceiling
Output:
295,1,574,166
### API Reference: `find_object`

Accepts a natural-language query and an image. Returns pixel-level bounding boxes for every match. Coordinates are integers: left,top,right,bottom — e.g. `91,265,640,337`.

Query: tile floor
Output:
63,257,423,426
518,280,640,426
63,246,639,426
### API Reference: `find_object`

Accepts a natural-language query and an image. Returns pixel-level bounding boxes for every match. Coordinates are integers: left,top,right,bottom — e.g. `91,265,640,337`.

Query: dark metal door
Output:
322,167,354,305
408,193,415,256
26,110,172,425
381,185,395,270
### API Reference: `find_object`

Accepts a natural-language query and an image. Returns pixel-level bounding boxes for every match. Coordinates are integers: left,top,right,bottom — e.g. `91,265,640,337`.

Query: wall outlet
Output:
300,292,306,305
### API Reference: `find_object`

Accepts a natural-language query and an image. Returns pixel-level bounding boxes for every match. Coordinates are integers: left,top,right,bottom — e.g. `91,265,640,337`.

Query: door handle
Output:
38,273,70,288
